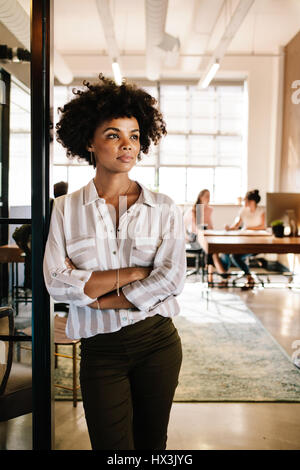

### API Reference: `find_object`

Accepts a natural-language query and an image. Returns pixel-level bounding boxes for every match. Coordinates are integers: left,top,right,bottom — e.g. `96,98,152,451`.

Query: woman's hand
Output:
65,257,76,270
134,266,153,281
224,224,230,231
88,300,99,309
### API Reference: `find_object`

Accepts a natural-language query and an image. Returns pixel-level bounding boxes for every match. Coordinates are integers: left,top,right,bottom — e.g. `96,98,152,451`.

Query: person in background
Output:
223,189,265,290
54,181,69,198
184,189,227,285
184,189,212,247
12,224,31,289
50,181,69,214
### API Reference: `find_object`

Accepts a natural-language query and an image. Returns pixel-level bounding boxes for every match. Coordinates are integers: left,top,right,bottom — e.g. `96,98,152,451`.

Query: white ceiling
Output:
15,0,300,81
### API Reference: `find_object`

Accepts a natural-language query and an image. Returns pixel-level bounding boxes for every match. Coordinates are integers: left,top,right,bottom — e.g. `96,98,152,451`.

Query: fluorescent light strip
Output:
197,0,254,90
199,61,220,89
112,61,123,86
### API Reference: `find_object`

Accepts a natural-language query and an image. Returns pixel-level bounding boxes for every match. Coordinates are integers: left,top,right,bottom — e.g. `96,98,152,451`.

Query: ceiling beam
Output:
198,0,255,88
95,0,122,84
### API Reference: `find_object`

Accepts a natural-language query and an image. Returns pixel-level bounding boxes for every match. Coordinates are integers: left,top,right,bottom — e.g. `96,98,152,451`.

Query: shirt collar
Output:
83,178,156,208
137,182,157,207
83,179,104,206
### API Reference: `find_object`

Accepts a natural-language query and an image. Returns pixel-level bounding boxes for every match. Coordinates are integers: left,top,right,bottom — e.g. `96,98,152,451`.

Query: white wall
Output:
210,205,242,230
220,55,283,205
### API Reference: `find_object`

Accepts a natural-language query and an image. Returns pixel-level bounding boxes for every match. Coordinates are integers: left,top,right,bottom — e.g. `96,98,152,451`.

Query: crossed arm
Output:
65,257,151,310
44,200,186,311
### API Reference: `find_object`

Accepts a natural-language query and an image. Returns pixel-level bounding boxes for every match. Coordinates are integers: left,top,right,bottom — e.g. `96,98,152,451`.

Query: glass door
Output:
0,0,54,450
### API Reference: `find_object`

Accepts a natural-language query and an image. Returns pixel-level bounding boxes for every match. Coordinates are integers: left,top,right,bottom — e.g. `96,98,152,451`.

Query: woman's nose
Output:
121,138,131,150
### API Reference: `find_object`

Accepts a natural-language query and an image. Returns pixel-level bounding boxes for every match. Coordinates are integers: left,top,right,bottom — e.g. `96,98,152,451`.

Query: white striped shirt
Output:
43,179,186,339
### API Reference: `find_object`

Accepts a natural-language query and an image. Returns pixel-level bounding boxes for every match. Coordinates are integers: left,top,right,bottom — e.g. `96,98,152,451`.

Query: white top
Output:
184,206,213,240
239,206,265,228
43,179,186,339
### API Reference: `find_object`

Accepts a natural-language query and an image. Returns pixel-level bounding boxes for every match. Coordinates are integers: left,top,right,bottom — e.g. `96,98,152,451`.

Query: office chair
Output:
0,307,32,424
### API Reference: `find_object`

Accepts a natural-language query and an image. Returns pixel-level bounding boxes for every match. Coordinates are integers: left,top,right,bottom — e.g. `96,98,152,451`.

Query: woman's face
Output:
244,197,256,209
89,116,141,173
201,191,210,205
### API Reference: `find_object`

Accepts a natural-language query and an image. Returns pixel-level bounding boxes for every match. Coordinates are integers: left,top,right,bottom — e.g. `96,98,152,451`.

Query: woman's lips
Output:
117,155,133,163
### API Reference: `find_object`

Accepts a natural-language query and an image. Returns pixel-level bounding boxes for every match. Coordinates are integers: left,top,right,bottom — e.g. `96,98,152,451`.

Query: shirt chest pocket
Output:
131,237,162,267
66,236,99,270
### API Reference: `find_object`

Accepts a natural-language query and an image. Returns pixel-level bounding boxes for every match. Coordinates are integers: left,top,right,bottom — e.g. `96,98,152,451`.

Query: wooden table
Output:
0,244,24,263
198,232,300,255
203,229,271,237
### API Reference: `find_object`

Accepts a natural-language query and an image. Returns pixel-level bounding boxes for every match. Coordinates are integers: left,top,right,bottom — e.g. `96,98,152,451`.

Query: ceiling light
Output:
112,60,122,86
198,60,220,89
197,0,254,90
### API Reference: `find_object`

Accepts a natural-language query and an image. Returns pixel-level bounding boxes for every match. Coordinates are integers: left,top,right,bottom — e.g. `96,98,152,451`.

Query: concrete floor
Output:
1,286,300,450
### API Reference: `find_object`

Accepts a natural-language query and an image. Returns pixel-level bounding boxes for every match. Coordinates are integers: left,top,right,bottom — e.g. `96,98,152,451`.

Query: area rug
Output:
54,284,300,402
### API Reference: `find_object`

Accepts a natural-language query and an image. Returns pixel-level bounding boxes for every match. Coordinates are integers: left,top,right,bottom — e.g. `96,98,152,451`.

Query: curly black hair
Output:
56,74,167,166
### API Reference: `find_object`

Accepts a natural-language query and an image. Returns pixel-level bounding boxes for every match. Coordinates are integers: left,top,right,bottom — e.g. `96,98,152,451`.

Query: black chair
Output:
0,307,32,423
186,245,206,281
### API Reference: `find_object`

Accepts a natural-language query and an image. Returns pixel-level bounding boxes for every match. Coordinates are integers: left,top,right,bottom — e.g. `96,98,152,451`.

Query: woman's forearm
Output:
245,224,266,230
228,222,240,230
97,291,136,310
83,266,151,299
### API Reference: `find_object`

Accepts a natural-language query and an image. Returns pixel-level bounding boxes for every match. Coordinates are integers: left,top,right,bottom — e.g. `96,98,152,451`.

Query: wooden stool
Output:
54,315,80,408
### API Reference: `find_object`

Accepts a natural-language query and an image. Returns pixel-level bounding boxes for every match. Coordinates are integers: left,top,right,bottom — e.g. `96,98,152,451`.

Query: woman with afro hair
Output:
43,74,186,450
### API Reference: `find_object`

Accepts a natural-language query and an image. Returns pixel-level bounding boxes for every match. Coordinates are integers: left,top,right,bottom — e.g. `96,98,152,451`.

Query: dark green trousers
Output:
80,314,182,450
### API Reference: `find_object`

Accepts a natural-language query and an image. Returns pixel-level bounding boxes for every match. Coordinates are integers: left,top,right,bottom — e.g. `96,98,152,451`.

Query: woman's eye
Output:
131,135,139,140
107,133,119,139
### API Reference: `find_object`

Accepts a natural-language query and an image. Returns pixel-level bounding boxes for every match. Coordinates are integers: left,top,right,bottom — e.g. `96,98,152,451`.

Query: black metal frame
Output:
31,0,54,450
0,68,11,299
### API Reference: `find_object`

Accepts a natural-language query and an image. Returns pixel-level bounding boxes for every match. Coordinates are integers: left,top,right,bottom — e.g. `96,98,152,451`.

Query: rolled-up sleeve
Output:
43,199,97,306
122,204,186,312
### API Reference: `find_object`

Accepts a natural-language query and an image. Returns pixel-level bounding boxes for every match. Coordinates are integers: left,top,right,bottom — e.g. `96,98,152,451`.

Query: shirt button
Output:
112,251,116,254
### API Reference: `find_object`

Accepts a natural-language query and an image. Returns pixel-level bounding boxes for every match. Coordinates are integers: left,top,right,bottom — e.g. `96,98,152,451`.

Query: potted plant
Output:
271,220,285,238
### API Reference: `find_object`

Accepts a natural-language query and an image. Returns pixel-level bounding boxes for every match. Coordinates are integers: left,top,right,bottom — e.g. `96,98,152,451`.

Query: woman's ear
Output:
86,139,94,152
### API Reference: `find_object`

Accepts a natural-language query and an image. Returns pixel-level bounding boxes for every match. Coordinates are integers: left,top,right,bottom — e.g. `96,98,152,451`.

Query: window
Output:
159,83,247,204
9,81,31,207
53,82,247,204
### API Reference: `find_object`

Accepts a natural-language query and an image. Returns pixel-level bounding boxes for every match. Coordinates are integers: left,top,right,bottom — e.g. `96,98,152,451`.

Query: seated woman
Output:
184,189,227,284
223,189,265,290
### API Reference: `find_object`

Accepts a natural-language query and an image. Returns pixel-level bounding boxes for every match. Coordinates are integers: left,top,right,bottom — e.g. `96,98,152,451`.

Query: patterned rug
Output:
54,284,300,402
